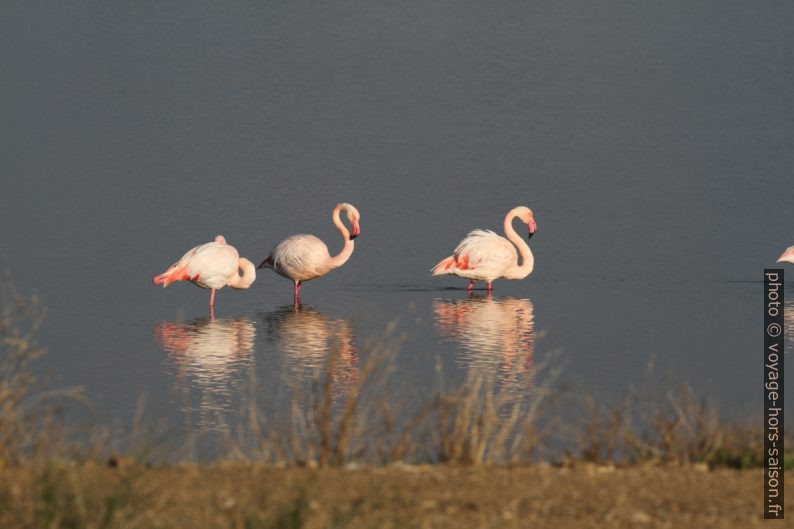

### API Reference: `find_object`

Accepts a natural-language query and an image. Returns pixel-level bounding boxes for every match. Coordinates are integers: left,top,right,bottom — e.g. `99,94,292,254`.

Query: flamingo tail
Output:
431,256,457,276
153,265,190,287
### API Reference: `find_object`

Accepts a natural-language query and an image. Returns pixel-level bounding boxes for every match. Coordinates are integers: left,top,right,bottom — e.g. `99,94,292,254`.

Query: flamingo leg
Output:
467,281,475,291
486,281,492,291
209,288,216,306
293,280,302,303
209,304,215,321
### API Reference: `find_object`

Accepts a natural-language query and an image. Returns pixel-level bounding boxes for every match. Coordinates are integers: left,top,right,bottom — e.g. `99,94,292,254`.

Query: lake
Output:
1,1,793,439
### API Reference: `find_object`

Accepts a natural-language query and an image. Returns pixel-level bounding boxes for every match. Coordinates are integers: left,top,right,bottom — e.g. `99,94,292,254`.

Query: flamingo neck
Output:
229,258,257,289
503,208,534,280
328,204,355,269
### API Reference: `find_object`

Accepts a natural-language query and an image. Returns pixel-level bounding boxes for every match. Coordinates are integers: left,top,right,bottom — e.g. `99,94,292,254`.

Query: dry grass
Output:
220,326,564,467
564,360,776,469
1,463,790,529
426,351,562,465
0,270,85,464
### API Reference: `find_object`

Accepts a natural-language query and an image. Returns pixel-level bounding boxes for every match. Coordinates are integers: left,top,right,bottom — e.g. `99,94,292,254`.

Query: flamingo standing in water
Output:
432,206,537,291
153,235,257,308
258,203,361,302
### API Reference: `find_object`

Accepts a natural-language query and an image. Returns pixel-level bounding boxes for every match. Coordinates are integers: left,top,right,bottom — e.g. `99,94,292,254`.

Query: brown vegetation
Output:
1,463,789,529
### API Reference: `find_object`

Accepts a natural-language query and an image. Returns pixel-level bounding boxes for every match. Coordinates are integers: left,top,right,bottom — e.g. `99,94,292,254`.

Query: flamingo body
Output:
258,203,361,302
153,235,256,306
433,229,520,282
268,234,336,282
432,206,537,290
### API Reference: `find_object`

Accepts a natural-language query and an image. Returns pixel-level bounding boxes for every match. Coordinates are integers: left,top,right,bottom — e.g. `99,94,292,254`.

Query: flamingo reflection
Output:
260,305,358,393
155,317,255,430
433,295,535,391
784,299,794,355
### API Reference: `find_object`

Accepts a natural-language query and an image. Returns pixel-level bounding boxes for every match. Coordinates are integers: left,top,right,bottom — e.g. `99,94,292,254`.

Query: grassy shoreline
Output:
2,462,790,528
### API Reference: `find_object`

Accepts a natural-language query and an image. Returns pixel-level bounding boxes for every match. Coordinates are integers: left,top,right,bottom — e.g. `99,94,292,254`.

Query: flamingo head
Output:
516,206,536,239
777,246,794,264
342,203,361,240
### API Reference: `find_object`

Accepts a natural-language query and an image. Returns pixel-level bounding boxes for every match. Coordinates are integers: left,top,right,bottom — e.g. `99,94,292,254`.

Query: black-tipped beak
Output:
349,221,360,240
527,218,537,239
257,256,274,270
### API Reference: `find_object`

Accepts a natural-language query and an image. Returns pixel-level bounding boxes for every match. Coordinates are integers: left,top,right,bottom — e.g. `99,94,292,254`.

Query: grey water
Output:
2,1,793,435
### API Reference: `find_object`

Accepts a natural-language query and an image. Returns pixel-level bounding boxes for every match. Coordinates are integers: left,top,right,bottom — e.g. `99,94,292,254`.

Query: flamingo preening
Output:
258,203,361,302
153,235,257,307
432,206,537,291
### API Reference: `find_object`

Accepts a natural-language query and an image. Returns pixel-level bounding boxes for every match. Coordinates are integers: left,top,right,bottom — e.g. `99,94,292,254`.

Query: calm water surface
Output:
2,1,793,433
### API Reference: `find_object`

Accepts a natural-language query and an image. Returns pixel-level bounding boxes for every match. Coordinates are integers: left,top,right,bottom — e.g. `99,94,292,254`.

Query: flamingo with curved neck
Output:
431,206,536,291
258,203,361,302
153,235,257,309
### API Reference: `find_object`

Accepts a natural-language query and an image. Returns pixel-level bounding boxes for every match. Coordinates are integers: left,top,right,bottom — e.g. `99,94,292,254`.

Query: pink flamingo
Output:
778,246,794,264
153,235,257,307
432,206,537,291
258,203,361,302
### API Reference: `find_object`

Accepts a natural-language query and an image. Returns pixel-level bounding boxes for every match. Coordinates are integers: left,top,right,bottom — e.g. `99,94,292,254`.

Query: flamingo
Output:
153,235,257,307
258,203,361,302
432,206,537,291
778,246,794,264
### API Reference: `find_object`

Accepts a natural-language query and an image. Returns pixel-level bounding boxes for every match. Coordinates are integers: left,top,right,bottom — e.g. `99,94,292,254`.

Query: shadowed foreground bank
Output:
1,464,788,528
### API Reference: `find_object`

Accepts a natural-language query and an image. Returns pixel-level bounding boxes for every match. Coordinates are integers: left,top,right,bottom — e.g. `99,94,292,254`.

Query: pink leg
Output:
293,280,302,303
209,305,215,321
486,281,492,291
209,288,216,306
467,281,475,291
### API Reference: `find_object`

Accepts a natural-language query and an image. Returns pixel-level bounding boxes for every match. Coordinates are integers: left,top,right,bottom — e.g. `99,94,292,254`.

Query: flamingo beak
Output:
350,220,360,240
257,256,274,270
527,218,537,239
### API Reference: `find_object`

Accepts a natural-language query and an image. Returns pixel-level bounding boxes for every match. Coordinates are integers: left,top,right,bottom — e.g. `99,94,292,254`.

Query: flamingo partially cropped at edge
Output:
258,203,361,303
778,246,794,264
153,235,256,308
432,206,537,291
